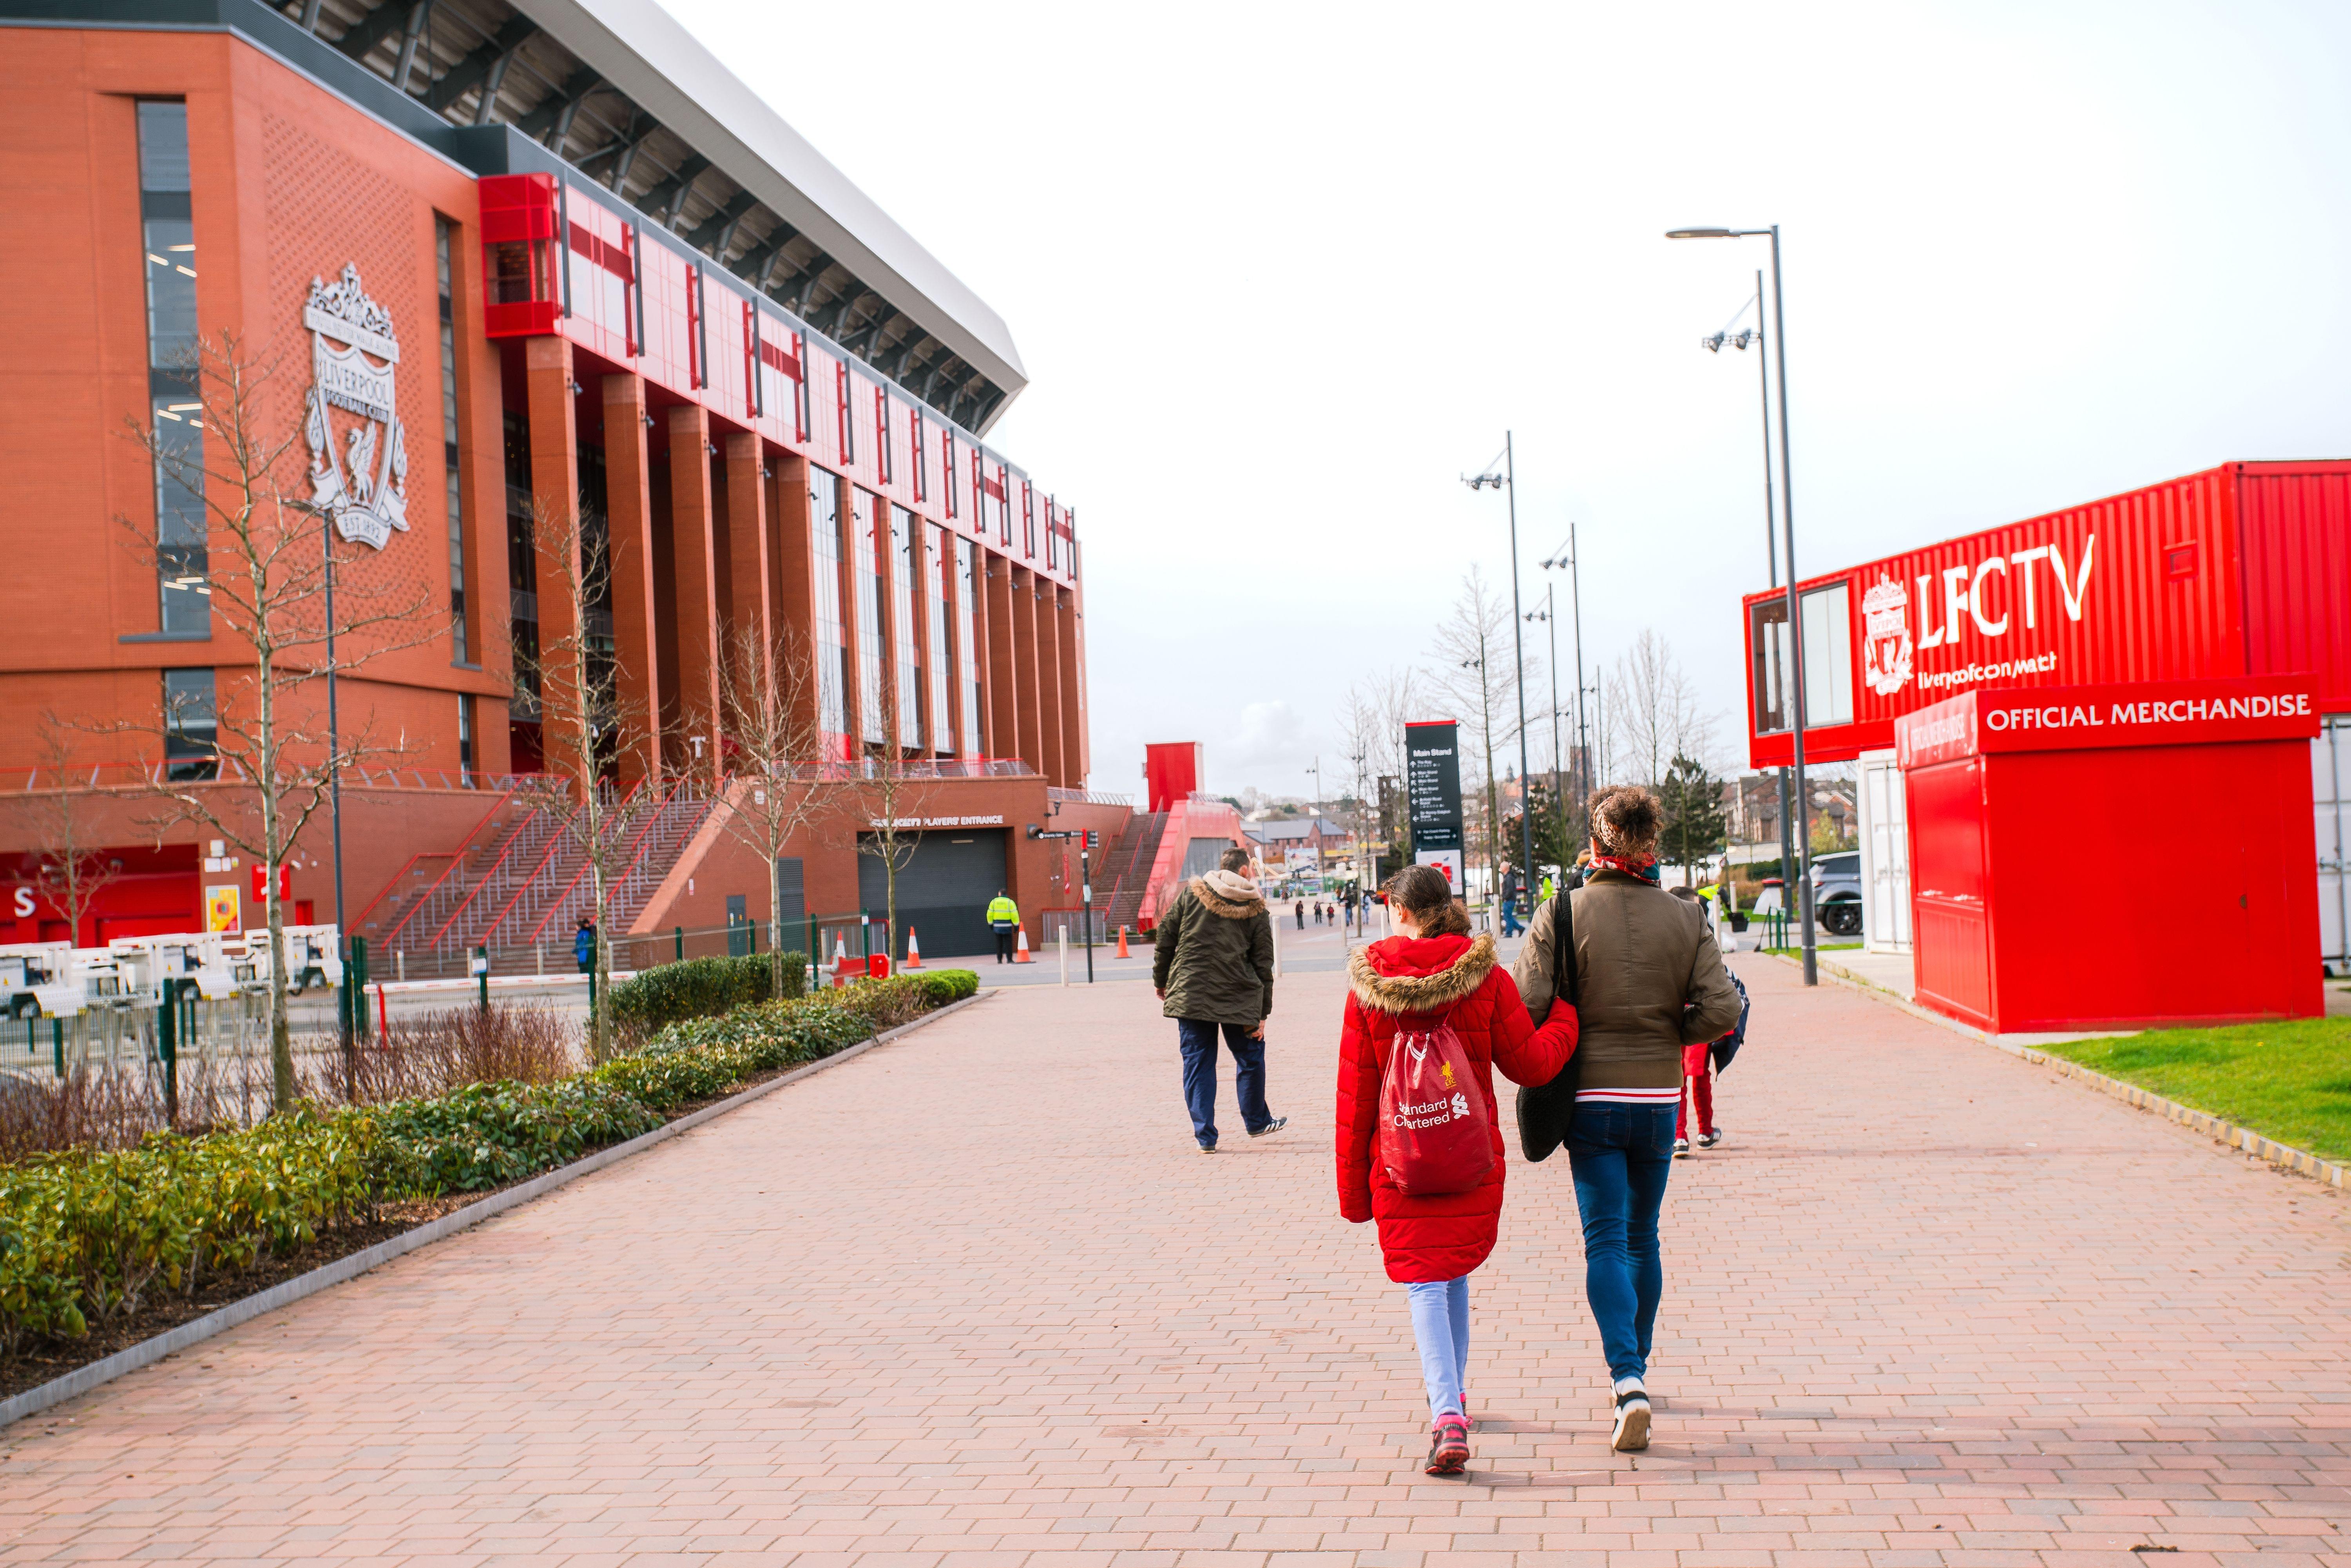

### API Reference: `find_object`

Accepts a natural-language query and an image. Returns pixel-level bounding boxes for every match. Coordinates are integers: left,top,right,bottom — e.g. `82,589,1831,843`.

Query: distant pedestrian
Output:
986,888,1021,964
1295,899,1306,930
1512,786,1741,1453
574,916,596,975
1337,863,1579,1475
1154,847,1284,1152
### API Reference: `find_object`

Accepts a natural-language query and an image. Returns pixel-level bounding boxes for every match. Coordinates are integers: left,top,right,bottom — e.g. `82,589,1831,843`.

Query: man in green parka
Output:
1153,846,1285,1152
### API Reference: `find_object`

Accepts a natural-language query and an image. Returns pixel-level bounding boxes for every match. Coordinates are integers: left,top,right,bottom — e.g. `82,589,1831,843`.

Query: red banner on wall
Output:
1896,677,2322,769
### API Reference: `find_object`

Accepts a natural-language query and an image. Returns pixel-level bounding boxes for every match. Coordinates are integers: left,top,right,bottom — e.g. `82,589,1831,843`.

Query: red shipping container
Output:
1896,677,2322,1032
1742,461,2351,768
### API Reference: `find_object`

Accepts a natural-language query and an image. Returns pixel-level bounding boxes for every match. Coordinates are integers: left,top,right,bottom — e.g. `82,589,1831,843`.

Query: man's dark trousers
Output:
1177,1018,1272,1148
994,928,1016,963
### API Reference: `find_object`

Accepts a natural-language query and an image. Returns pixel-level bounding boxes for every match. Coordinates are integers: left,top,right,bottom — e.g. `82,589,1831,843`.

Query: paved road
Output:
4,954,2347,1565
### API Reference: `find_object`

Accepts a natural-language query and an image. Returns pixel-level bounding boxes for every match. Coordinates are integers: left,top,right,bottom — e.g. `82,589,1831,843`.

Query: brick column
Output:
721,431,772,706
665,404,722,781
1009,565,1042,775
1057,584,1086,786
769,454,815,750
524,338,581,784
1034,573,1065,786
601,373,662,786
985,553,1017,765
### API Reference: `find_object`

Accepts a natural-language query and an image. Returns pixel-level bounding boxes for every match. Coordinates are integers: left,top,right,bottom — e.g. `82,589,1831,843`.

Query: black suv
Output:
1809,851,1864,937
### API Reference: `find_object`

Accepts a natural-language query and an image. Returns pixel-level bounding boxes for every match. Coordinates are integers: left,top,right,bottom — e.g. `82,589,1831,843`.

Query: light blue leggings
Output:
1405,1276,1470,1420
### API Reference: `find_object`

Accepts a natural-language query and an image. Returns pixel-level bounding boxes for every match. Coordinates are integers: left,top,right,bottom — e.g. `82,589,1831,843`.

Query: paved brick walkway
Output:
3,954,2347,1566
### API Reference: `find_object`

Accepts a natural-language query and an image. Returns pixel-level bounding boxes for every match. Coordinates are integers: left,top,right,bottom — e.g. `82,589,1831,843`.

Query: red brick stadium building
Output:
0,0,1125,964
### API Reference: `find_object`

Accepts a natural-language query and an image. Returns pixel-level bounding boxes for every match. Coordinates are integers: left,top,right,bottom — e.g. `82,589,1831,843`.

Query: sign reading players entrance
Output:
1404,719,1465,889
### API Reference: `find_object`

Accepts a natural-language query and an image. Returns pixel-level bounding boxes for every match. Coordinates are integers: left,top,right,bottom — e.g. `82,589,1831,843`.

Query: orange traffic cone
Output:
1012,924,1034,963
903,927,924,969
1116,925,1131,959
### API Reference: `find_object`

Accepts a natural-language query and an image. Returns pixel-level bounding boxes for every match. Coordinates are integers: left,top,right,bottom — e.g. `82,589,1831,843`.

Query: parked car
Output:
1810,851,1864,936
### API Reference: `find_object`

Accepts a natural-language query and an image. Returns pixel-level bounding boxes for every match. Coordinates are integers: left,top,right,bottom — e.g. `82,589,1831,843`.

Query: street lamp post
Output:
1703,272,1799,944
1524,584,1562,877
1540,527,1591,844
1668,223,1815,983
1463,435,1538,924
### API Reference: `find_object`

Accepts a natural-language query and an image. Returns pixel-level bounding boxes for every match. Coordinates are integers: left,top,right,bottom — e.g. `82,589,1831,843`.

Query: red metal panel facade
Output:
1742,463,2351,768
1897,680,2322,1031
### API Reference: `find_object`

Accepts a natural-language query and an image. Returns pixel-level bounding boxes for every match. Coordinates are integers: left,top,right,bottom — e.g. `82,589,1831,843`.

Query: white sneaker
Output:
1610,1384,1651,1452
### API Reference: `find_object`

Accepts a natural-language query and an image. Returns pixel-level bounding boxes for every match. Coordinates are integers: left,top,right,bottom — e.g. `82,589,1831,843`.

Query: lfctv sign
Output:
1863,536,2096,700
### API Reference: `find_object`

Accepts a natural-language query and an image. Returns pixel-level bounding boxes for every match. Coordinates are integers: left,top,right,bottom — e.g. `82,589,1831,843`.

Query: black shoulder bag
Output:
1512,888,1581,1164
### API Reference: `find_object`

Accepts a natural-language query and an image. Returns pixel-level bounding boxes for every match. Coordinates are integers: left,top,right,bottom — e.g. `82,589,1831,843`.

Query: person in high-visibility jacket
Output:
986,889,1021,964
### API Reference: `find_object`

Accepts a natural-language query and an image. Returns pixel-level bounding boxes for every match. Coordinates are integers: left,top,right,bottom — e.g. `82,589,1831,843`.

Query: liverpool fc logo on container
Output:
302,264,408,550
1862,574,1913,696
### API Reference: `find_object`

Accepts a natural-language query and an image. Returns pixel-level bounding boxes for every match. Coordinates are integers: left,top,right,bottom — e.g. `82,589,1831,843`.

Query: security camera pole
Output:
1668,223,1816,982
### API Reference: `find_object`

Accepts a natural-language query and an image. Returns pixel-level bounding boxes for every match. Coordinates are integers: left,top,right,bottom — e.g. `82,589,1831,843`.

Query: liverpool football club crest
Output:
1861,574,1913,696
302,264,408,550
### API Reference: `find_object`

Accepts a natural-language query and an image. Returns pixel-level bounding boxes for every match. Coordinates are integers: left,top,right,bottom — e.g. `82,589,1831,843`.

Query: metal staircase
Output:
1096,811,1168,934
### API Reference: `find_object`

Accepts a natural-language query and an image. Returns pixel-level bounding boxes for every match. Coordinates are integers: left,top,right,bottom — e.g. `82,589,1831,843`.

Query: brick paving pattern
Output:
2,953,2347,1565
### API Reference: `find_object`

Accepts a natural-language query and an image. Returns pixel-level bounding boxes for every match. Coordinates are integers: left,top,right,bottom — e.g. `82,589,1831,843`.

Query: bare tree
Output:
1429,568,1536,899
24,717,123,949
513,495,643,1064
117,333,441,1112
712,619,831,995
1607,628,1714,789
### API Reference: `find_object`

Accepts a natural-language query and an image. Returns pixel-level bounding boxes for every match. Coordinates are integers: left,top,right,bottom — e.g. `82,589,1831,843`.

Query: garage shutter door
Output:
858,827,1009,960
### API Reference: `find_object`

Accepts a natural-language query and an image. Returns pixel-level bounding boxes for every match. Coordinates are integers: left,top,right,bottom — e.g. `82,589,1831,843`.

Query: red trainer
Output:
1424,1415,1470,1475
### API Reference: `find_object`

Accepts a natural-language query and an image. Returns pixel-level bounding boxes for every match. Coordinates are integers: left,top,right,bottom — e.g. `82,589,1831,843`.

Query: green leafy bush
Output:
592,996,873,1112
606,951,808,1033
822,970,979,1028
0,1112,372,1354
364,1079,661,1196
918,969,980,1005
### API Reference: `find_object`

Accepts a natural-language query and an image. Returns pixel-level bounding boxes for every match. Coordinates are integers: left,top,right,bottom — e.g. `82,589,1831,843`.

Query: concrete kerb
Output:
1767,950,2349,1191
0,989,994,1431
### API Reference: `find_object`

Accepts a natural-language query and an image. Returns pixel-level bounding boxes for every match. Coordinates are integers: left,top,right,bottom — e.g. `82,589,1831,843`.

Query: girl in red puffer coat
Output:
1337,864,1578,1475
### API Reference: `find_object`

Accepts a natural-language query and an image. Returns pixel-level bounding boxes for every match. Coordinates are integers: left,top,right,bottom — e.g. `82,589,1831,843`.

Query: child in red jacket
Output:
1336,865,1579,1475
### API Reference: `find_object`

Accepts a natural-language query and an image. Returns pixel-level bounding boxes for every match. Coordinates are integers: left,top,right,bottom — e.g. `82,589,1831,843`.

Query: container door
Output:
1858,750,1912,954
2318,718,2351,975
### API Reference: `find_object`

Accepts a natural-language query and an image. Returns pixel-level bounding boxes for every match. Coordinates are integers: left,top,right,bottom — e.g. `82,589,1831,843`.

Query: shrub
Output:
363,1078,661,1196
825,969,977,1028
592,996,873,1112
918,969,980,1006
0,1110,373,1354
607,951,807,1034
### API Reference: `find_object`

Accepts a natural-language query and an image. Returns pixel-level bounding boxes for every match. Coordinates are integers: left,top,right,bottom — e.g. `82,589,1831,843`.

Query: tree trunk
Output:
769,849,788,999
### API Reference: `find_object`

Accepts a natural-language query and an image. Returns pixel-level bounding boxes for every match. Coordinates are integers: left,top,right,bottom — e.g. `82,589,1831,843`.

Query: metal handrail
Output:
449,781,651,956
523,778,699,945
356,784,519,940
421,788,601,954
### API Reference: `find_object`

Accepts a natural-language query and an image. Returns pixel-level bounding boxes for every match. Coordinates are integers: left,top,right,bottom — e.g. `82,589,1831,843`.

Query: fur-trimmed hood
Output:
1191,872,1266,920
1347,931,1498,1015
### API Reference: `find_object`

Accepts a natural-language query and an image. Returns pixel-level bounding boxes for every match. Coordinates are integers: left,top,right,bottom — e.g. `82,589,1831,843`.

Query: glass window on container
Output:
809,469,850,748
890,505,922,750
1801,581,1853,727
956,537,983,757
138,101,207,636
854,487,886,746
928,523,954,755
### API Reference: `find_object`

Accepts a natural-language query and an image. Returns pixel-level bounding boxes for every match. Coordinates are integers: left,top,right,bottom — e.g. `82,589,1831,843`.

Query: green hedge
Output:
0,990,925,1358
607,951,808,1032
0,1112,372,1352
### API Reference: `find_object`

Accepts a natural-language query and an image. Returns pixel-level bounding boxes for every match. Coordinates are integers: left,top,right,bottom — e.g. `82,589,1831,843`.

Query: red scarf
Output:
1589,853,1661,885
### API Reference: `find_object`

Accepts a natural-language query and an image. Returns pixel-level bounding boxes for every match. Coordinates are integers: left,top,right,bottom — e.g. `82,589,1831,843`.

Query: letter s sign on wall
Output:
13,886,34,918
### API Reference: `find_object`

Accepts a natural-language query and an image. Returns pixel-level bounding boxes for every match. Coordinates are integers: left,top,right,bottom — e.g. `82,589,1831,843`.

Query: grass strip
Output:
2037,1016,2351,1162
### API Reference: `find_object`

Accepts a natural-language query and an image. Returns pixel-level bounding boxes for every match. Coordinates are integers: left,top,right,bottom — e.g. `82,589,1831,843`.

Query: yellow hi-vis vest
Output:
986,896,1020,927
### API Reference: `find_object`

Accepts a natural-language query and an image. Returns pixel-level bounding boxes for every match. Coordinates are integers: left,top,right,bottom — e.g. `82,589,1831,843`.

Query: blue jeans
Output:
1566,1101,1675,1382
1177,1018,1271,1146
1406,1276,1469,1420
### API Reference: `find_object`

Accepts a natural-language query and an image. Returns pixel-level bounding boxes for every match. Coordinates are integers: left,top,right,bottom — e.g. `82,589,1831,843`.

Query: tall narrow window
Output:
138,102,206,636
503,411,540,752
891,505,922,750
855,488,886,746
1021,481,1036,559
929,523,954,755
911,411,927,503
809,470,850,751
956,538,983,757
941,430,956,519
996,464,1011,546
1044,495,1058,570
163,668,217,781
457,692,476,780
875,386,893,485
835,360,854,467
435,216,468,663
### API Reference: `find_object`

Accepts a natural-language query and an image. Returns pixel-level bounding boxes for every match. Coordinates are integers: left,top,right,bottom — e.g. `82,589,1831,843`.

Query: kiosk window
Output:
1751,581,1853,733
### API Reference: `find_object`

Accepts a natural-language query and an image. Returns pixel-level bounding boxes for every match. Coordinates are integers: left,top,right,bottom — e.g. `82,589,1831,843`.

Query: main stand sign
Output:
1404,719,1465,890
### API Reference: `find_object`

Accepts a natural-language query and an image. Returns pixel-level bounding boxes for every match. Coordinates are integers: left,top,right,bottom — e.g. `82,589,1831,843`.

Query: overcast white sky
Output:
663,0,2351,799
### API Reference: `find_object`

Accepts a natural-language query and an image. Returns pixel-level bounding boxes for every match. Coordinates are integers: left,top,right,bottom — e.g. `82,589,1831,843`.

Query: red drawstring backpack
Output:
1377,1012,1496,1196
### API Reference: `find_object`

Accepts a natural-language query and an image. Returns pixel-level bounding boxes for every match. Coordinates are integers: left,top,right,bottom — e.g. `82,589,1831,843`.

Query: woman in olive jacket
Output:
1154,846,1281,1150
1513,785,1742,1453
